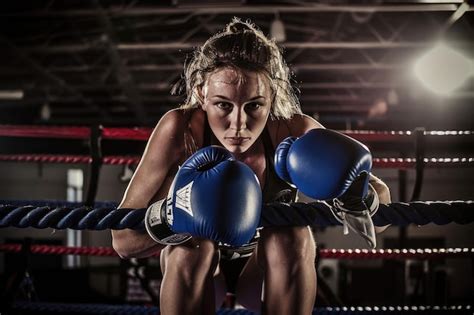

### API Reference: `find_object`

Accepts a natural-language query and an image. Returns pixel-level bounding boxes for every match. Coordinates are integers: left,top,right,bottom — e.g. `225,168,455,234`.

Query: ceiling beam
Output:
94,0,148,125
25,40,460,53
2,3,470,18
14,82,404,91
0,36,109,121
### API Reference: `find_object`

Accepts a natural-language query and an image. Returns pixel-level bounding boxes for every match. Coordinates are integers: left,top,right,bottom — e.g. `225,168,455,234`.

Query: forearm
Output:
113,175,170,258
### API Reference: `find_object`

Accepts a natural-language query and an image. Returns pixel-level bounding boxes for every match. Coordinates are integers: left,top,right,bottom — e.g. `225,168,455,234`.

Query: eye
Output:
245,102,263,111
215,102,233,111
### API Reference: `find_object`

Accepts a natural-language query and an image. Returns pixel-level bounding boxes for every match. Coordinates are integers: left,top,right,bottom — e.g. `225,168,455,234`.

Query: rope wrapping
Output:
373,201,474,226
262,202,340,226
0,204,146,230
0,201,472,230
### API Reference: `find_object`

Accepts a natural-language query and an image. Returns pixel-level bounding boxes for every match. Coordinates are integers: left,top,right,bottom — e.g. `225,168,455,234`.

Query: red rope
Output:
343,130,473,142
318,248,474,259
342,130,412,142
1,154,471,169
0,154,92,164
0,155,141,165
0,244,159,257
0,125,90,139
1,125,472,142
103,156,140,165
1,244,472,260
102,127,152,141
0,244,128,257
373,157,474,169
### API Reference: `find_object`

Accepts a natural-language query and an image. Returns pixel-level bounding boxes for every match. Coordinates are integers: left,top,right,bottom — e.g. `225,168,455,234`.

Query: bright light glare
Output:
414,44,472,96
270,18,286,43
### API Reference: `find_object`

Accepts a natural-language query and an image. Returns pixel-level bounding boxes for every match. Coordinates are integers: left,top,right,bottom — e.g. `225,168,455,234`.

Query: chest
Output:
238,149,267,189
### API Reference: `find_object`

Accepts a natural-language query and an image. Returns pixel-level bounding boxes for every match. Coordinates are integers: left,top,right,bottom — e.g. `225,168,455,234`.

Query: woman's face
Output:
200,67,272,154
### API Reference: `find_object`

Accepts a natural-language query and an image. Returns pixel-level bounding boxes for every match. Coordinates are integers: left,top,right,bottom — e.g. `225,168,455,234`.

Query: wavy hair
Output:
172,17,302,119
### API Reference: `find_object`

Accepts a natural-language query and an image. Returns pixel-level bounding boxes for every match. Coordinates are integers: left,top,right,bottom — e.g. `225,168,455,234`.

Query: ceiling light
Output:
0,90,24,100
414,43,472,96
270,13,286,43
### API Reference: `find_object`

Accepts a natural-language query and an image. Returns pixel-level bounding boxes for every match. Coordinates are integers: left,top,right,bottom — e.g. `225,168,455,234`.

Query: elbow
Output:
111,229,160,259
112,230,133,259
113,242,129,260
379,184,391,205
375,224,390,234
371,177,391,205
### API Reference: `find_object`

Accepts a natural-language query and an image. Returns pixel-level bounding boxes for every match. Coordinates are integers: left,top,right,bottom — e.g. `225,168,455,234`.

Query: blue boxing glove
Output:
274,129,378,248
145,146,262,247
274,128,372,199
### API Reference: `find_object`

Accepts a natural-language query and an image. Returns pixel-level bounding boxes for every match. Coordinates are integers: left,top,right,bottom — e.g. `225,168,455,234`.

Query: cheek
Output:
250,109,270,128
206,110,228,132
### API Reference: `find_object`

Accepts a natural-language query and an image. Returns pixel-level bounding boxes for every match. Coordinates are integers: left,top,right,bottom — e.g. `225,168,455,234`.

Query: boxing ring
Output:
0,125,473,314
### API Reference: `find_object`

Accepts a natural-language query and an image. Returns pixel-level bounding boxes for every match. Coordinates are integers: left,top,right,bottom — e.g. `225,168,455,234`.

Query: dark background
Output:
0,0,473,311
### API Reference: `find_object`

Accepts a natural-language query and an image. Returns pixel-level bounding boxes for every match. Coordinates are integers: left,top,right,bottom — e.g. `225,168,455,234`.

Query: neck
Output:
233,139,263,162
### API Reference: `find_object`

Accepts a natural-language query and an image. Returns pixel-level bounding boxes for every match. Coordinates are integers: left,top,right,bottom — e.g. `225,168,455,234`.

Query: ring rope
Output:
1,200,473,229
1,244,473,260
0,154,140,165
0,200,118,208
0,125,91,139
344,130,473,142
10,302,473,315
0,154,472,168
0,125,472,141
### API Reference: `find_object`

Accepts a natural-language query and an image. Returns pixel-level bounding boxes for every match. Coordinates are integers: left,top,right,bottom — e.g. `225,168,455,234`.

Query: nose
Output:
229,107,247,132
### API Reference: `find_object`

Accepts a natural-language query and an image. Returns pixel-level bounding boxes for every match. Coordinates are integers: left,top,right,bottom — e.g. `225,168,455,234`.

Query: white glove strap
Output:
145,199,191,246
331,183,379,248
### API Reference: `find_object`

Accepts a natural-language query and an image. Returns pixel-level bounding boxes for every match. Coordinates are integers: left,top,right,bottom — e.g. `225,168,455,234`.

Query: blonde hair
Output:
172,17,302,119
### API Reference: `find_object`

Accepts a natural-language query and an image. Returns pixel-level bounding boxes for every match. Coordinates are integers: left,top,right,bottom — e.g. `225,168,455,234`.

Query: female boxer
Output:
112,18,391,315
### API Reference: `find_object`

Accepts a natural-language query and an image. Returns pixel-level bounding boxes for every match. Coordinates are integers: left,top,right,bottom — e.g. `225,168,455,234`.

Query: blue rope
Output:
11,302,473,314
0,200,472,230
1,200,117,208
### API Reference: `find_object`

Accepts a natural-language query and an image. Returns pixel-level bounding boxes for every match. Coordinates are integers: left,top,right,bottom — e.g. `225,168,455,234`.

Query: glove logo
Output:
175,181,194,217
147,200,164,227
166,197,173,225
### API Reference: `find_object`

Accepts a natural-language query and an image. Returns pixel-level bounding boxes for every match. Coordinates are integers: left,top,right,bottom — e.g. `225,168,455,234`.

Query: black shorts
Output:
218,239,258,294
219,255,250,294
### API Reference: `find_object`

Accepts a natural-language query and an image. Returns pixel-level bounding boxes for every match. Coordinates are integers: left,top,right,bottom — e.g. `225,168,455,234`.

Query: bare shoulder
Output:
154,108,188,133
286,113,324,136
267,113,324,144
145,108,189,163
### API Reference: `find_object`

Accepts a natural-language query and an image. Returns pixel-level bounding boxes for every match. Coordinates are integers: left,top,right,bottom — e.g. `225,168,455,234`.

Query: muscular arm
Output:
112,110,185,258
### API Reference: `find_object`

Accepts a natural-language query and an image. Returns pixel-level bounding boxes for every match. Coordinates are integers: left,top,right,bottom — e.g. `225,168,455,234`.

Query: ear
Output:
196,85,207,111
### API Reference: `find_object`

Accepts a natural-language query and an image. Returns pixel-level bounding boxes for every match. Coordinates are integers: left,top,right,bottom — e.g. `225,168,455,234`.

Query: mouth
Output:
224,137,251,145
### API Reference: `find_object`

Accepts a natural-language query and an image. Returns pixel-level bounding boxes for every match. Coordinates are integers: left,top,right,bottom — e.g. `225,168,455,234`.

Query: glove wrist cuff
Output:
145,199,191,245
334,183,379,216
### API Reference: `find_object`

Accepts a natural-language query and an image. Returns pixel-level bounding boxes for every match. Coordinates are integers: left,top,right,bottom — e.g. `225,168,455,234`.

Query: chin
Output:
224,144,251,155
225,146,245,154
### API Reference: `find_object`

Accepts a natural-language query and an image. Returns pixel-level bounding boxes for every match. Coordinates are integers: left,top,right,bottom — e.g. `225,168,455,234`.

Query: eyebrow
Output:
212,95,266,101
